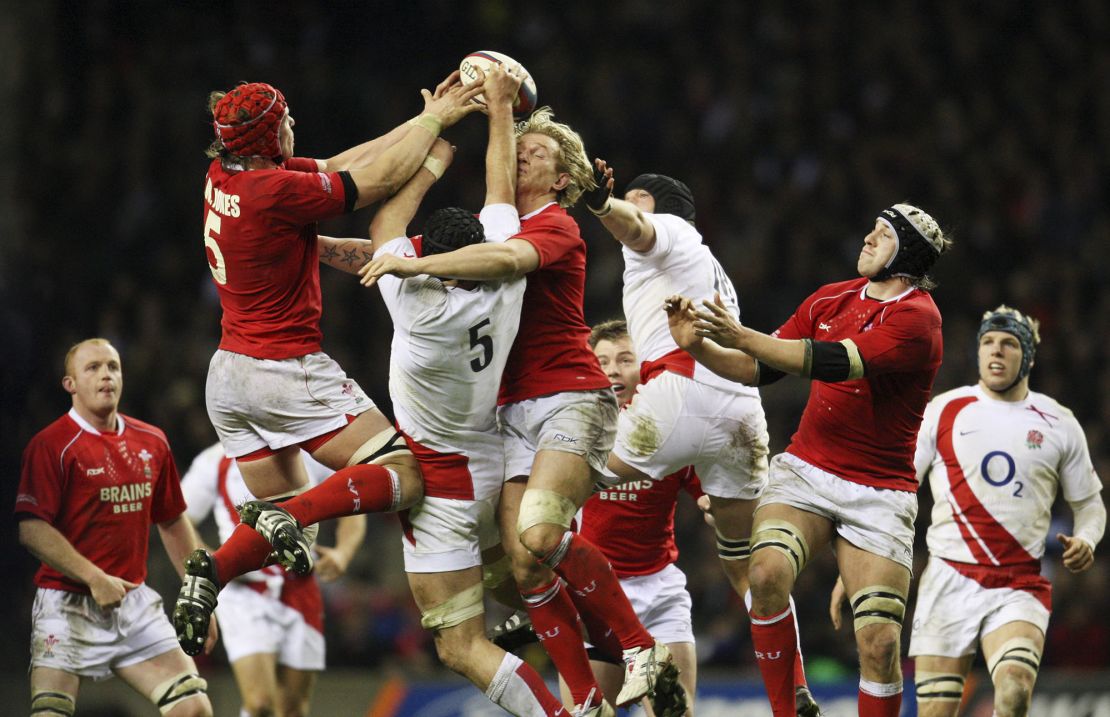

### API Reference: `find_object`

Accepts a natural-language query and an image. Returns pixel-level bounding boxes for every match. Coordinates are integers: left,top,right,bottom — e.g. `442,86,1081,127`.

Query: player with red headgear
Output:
174,75,484,657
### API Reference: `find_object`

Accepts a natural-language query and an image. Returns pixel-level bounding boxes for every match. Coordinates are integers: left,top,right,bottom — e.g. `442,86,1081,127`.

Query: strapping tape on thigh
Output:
913,672,965,702
987,637,1041,677
150,673,208,715
347,428,411,466
420,583,485,630
850,584,907,630
516,488,577,534
31,690,75,716
716,526,751,561
750,519,809,576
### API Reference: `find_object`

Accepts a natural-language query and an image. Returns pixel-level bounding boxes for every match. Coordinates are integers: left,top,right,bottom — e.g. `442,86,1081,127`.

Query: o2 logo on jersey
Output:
981,450,1024,497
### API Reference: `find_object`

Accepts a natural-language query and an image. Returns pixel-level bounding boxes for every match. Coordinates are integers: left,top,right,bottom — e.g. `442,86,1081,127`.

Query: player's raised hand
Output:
483,63,523,110
583,158,615,216
1058,533,1095,573
696,494,716,528
664,294,702,351
694,293,744,349
314,545,353,582
89,571,137,609
358,253,422,287
421,71,485,128
829,575,848,630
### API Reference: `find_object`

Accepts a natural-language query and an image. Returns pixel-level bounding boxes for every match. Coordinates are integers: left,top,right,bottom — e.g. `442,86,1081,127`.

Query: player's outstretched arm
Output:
18,518,137,608
359,237,539,287
368,137,455,250
585,159,657,253
693,295,812,378
318,235,375,275
483,64,521,208
665,294,758,384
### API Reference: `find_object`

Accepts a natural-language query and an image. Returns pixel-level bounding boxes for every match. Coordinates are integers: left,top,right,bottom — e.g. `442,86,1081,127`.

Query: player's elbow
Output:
491,245,529,279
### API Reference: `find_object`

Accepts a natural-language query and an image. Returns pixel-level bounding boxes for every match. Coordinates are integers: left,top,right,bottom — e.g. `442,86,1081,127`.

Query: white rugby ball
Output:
459,50,538,115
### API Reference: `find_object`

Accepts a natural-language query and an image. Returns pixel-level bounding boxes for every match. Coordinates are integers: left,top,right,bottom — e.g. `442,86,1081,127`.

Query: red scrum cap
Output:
212,82,287,159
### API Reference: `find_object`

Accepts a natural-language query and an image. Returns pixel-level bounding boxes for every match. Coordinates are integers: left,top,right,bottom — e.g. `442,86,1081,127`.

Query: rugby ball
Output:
459,50,538,115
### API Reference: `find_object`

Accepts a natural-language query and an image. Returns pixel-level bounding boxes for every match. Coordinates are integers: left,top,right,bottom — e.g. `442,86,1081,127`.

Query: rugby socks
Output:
545,532,654,651
568,588,624,663
485,652,567,716
745,590,811,691
280,463,397,525
749,604,799,717
858,679,902,717
213,523,273,585
521,577,600,707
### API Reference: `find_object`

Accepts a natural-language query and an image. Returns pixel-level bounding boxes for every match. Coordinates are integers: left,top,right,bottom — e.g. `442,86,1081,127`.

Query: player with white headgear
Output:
667,203,951,717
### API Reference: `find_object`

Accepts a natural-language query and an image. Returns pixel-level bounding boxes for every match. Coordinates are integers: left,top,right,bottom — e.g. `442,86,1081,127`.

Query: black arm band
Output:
338,171,358,213
756,361,787,386
808,340,859,382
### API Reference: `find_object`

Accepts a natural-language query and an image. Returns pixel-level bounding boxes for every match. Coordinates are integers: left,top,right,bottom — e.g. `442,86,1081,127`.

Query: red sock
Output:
567,588,623,663
859,681,902,717
280,463,396,526
794,652,808,689
749,605,799,717
212,523,273,585
548,533,653,651
521,578,599,706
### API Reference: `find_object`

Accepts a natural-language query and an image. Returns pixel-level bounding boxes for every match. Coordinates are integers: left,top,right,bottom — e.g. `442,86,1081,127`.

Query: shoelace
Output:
573,687,599,717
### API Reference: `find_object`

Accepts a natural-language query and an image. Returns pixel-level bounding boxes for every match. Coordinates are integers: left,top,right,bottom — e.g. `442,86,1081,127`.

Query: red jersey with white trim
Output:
916,384,1101,567
202,156,351,359
774,278,943,491
580,468,704,577
15,409,186,593
498,203,610,405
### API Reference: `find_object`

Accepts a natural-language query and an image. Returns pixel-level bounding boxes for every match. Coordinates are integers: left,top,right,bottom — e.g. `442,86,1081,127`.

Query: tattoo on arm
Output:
341,247,359,266
361,250,373,264
322,244,339,261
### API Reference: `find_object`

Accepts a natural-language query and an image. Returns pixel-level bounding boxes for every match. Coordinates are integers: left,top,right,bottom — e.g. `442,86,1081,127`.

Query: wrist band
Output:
588,198,612,217
411,114,442,136
421,154,446,180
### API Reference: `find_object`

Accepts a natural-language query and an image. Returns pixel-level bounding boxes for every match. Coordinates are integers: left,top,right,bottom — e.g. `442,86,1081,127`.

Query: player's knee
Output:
993,672,1033,717
746,554,792,609
516,488,576,558
151,672,210,717
31,689,76,716
856,624,901,675
914,671,965,716
519,524,566,560
749,519,809,582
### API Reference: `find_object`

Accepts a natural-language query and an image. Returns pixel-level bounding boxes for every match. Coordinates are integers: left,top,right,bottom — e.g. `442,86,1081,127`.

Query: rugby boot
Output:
172,549,219,657
239,500,314,575
796,685,823,717
573,689,616,717
615,641,684,712
489,610,538,653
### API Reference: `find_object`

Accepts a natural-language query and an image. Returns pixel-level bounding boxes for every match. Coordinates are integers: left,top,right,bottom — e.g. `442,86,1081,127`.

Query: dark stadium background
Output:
1,1,1106,713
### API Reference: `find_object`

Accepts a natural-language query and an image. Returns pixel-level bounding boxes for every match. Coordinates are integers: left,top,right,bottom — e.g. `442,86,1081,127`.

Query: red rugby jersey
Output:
498,204,610,404
775,278,943,491
15,410,187,593
203,156,352,359
580,468,703,577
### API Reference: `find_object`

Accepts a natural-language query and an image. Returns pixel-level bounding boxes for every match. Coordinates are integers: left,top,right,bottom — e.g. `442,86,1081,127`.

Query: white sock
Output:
485,653,549,717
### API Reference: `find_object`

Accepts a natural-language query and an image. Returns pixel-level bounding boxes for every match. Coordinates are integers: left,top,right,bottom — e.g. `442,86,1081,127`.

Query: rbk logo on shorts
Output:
553,434,578,444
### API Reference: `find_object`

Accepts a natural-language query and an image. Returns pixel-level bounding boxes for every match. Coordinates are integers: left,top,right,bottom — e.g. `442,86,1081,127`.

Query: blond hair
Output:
64,338,117,377
588,319,629,348
515,106,596,207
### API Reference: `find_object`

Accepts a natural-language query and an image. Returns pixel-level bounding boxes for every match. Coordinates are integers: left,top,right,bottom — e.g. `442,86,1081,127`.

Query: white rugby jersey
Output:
181,443,331,583
915,384,1101,566
376,204,525,457
622,212,756,395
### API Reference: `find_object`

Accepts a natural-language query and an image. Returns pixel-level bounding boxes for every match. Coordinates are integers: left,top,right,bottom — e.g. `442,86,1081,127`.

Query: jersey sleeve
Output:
1058,413,1102,502
150,446,187,524
180,444,223,524
255,163,351,226
15,435,64,523
512,212,579,269
848,304,940,375
638,213,687,258
914,397,941,484
480,204,522,244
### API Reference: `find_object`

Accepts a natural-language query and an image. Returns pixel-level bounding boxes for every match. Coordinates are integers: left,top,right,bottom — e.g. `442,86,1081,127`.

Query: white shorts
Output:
611,372,769,498
30,584,180,680
909,557,1051,659
620,564,695,645
206,349,374,458
760,453,917,570
401,494,502,573
215,579,325,670
499,389,618,481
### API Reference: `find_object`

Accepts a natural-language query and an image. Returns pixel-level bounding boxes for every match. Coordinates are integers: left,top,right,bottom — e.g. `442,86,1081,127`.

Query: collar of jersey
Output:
68,407,124,435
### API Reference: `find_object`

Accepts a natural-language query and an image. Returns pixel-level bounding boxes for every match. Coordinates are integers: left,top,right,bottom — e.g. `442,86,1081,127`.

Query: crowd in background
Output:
2,0,1107,682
